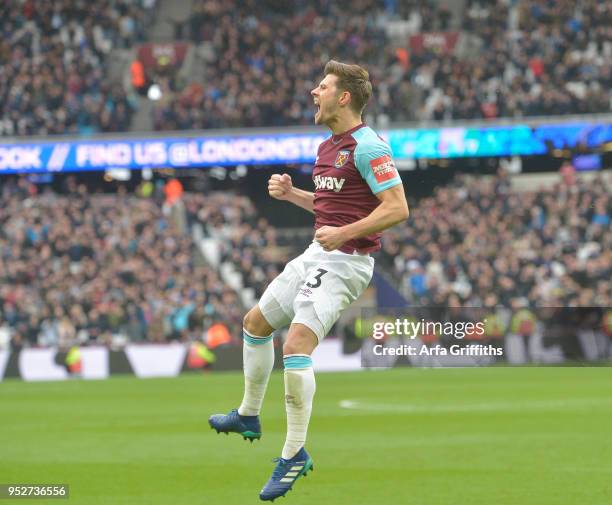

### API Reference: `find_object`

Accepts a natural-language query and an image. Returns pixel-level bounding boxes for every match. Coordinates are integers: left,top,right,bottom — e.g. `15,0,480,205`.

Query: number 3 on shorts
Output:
305,268,328,289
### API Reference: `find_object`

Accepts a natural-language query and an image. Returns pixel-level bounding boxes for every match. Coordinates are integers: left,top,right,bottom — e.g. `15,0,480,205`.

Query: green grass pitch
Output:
1,367,611,504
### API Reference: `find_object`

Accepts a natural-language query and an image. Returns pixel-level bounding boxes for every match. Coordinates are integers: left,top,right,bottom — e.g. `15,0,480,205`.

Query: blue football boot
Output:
259,447,314,501
208,408,261,442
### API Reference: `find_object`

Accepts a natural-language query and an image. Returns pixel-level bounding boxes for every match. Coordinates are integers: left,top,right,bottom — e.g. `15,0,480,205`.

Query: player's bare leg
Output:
244,305,276,337
208,305,275,442
260,323,317,501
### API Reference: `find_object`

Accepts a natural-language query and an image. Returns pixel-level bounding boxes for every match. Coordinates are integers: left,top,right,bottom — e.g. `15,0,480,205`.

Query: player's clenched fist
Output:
314,225,347,251
268,173,293,200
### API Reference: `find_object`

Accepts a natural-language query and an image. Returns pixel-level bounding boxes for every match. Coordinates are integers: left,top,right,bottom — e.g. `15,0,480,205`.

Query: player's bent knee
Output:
283,323,318,356
243,305,274,337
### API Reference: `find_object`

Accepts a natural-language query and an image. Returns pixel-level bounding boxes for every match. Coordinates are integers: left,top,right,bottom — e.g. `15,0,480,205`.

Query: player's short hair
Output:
324,60,372,115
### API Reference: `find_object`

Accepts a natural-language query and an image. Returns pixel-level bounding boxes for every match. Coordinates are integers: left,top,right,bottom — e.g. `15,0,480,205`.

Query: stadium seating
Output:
3,0,607,136
0,0,609,349
154,0,610,130
193,171,610,310
421,0,611,120
1,168,608,349
0,177,243,347
0,0,153,136
379,171,611,307
184,191,311,300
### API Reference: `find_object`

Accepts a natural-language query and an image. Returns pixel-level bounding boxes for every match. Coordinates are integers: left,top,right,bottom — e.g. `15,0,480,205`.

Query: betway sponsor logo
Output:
314,175,345,192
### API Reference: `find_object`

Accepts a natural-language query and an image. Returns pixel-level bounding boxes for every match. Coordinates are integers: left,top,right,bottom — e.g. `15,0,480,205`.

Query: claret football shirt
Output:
312,123,402,254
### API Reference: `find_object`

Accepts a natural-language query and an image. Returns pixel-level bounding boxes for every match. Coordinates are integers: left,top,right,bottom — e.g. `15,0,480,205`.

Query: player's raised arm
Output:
268,173,315,214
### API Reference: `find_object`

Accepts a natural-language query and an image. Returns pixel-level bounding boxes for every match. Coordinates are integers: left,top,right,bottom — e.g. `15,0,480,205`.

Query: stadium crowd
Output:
2,0,607,135
379,171,611,308
0,177,243,349
184,191,310,300
421,0,611,120
0,0,155,137
155,0,390,130
183,169,610,311
153,0,458,130
154,0,610,130
0,168,609,349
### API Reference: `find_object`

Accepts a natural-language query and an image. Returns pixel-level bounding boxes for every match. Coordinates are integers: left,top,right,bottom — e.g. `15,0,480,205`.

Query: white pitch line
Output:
338,398,611,414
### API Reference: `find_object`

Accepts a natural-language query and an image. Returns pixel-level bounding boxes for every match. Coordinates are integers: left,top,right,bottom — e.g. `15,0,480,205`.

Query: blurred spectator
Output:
130,58,148,96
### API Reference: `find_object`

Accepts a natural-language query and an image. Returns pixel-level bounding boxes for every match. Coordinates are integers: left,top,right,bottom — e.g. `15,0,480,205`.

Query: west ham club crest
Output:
334,150,350,168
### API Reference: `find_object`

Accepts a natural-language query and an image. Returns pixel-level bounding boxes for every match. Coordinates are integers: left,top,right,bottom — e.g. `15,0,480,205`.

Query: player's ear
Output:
338,90,351,107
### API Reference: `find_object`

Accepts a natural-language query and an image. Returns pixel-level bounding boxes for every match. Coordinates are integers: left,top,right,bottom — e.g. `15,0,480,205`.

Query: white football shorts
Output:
258,241,375,341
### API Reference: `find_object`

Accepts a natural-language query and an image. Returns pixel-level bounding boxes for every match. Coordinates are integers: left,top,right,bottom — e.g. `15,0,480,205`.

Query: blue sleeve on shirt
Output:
352,128,402,194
